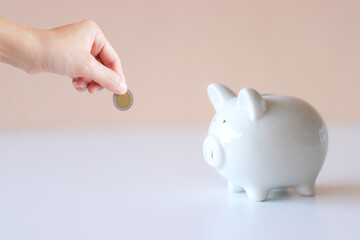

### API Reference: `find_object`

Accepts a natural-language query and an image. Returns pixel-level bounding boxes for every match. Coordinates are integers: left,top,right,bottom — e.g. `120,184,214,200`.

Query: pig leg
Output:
295,183,316,196
245,187,270,202
228,181,245,192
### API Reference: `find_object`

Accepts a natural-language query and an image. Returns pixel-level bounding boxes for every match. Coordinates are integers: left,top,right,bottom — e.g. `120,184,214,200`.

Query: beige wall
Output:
0,0,359,128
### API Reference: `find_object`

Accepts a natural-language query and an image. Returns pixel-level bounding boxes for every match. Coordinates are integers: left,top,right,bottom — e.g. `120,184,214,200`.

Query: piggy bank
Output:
203,83,328,201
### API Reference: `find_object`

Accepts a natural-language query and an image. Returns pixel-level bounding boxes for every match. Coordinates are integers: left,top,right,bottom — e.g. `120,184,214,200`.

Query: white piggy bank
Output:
203,83,328,201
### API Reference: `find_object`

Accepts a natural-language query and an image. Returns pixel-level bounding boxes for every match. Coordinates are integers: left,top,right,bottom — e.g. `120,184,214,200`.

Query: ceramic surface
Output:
203,83,328,201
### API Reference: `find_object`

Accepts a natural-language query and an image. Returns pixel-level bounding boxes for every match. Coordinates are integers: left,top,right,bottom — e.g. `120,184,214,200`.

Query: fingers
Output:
72,78,86,92
91,29,124,76
80,55,127,94
71,20,128,95
73,77,91,87
90,28,127,93
97,40,124,76
72,77,103,94
72,77,90,91
88,81,103,94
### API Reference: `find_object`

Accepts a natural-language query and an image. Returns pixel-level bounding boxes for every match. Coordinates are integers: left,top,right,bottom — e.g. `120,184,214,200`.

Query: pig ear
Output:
236,88,267,121
207,83,236,111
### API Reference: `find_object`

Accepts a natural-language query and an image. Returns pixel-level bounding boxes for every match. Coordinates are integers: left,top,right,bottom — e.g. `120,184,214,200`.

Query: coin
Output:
113,90,133,111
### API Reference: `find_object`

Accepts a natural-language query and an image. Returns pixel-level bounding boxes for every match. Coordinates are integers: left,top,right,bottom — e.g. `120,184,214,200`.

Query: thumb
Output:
81,55,127,94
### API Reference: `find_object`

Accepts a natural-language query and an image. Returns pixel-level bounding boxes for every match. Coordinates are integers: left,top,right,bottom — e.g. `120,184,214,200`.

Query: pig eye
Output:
223,120,226,123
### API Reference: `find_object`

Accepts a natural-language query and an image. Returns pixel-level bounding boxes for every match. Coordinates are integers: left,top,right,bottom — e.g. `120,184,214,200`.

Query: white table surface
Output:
0,124,359,240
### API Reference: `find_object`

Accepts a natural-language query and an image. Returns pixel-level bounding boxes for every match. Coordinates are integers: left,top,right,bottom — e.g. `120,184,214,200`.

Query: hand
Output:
35,20,127,94
0,18,127,94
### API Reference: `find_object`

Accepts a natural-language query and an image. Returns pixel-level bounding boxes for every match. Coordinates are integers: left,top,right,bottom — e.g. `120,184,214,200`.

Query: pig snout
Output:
203,136,224,169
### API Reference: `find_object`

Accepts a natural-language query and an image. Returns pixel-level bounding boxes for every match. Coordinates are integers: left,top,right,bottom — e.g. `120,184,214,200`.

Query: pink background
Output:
1,0,359,128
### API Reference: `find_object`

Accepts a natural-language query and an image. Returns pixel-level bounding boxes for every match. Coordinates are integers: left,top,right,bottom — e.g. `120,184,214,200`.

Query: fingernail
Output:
116,81,127,95
74,82,87,89
93,88,101,94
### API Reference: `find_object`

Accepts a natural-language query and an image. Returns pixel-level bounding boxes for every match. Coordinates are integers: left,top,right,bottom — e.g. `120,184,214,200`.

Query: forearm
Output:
0,16,41,73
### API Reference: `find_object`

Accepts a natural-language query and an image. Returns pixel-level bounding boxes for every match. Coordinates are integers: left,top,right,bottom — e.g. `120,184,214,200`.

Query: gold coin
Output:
113,90,133,111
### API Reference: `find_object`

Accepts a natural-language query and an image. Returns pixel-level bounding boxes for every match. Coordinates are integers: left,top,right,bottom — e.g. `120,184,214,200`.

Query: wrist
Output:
23,28,44,74
0,17,43,73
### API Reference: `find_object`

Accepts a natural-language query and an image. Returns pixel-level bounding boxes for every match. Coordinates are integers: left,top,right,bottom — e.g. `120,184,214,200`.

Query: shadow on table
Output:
267,183,360,202
227,183,360,203
266,188,299,201
227,188,310,203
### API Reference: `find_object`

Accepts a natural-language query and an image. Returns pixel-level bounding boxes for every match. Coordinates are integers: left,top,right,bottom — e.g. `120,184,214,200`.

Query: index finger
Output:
91,32,124,78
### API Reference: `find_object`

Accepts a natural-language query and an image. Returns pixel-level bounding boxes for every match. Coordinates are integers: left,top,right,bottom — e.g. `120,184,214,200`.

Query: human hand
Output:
37,20,127,94
0,18,127,94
